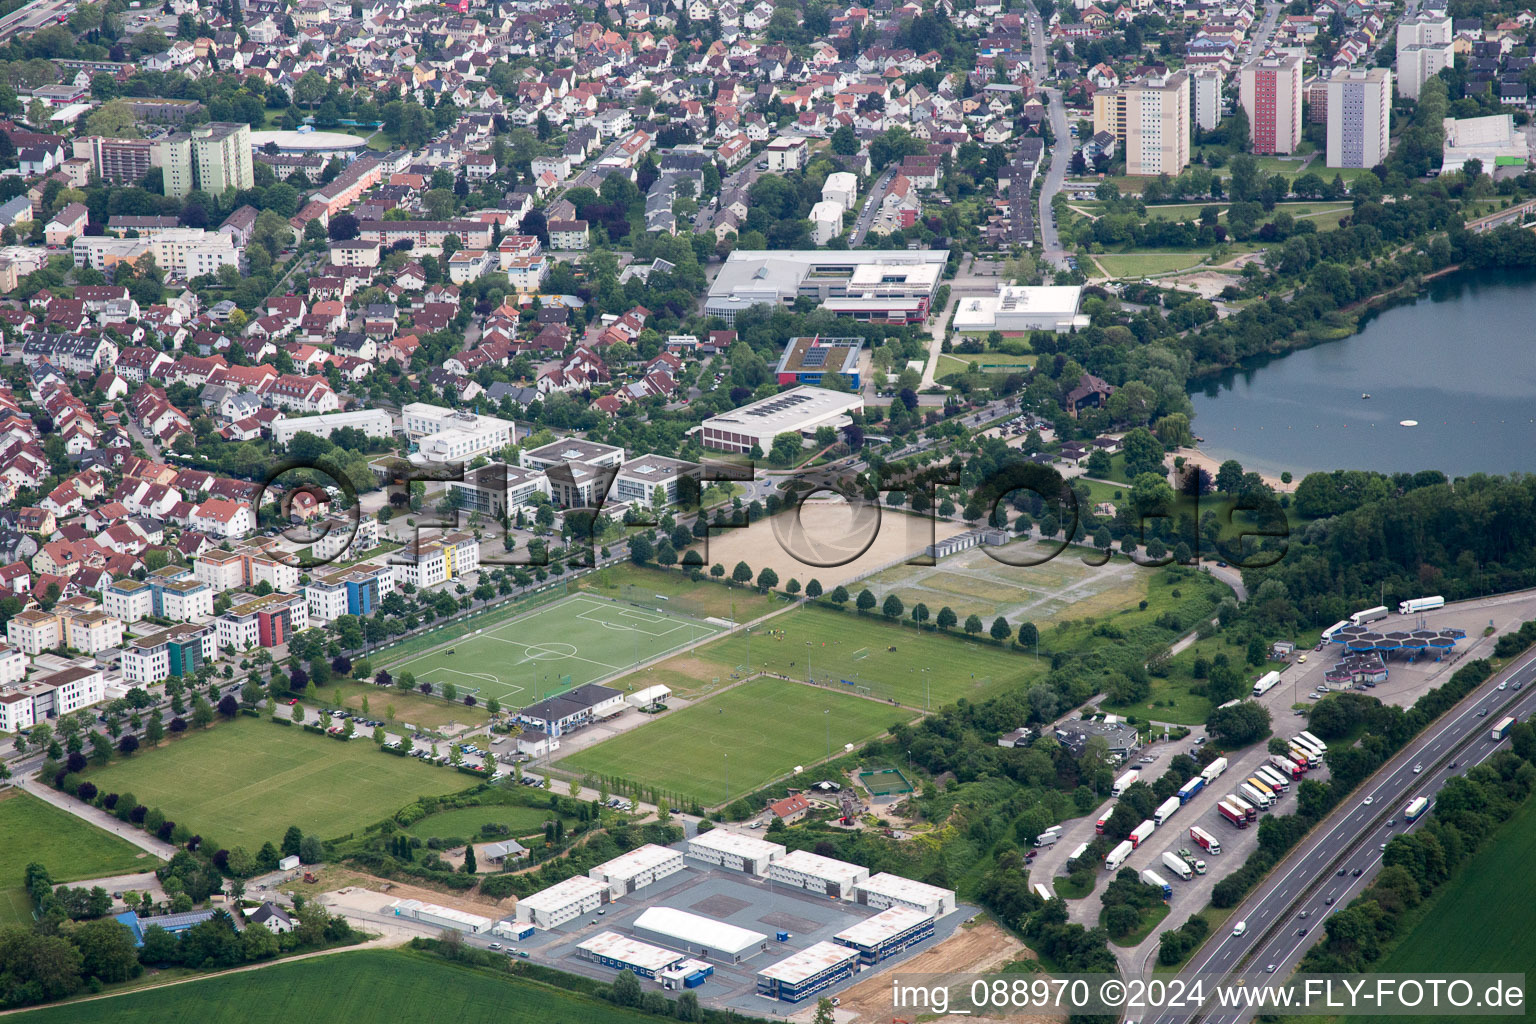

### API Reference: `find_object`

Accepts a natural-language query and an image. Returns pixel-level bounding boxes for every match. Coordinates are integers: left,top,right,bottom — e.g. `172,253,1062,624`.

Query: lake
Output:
1188,267,1536,478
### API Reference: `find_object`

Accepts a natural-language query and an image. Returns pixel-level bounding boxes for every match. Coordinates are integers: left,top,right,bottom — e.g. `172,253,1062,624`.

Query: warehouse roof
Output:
633,907,767,956
856,872,955,908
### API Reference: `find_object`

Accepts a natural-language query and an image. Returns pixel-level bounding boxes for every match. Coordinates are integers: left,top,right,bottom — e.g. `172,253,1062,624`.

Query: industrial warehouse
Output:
499,830,970,1013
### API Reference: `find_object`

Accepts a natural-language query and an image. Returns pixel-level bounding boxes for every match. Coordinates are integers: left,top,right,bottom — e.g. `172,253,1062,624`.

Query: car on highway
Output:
1325,893,1336,905
1498,681,1508,690
1298,654,1308,663
1352,868,1364,876
1266,964,1277,973
1480,707,1490,716
1363,796,1373,805
1296,928,1308,937
1337,868,1347,876
1413,763,1423,773
1232,921,1247,936
1139,756,1156,763
1298,910,1310,919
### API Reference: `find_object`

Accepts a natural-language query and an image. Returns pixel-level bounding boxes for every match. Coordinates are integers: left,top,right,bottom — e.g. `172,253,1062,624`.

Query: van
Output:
1232,921,1247,936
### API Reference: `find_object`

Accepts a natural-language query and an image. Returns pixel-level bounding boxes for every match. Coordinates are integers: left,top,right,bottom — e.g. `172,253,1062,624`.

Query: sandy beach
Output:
1175,445,1298,493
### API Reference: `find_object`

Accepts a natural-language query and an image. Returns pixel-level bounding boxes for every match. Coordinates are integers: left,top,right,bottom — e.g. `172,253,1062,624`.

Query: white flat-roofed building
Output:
686,829,787,876
697,386,863,455
447,463,550,517
610,454,697,507
588,843,685,898
577,931,689,978
832,905,935,963
272,409,393,445
952,285,1087,334
521,437,626,472
520,438,626,507
402,402,515,465
631,907,767,962
389,898,493,934
515,875,610,928
854,872,957,917
767,849,868,899
756,941,860,1002
704,249,948,324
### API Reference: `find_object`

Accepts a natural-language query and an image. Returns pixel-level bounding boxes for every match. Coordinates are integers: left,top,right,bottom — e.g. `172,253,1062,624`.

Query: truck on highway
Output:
1226,794,1257,821
1252,670,1282,697
1112,770,1140,796
1162,851,1194,881
1240,782,1272,809
1351,605,1390,626
1270,754,1305,778
1140,869,1173,899
1492,716,1517,741
1105,839,1134,871
1067,842,1089,865
1130,819,1156,848
1404,796,1430,822
1154,796,1182,825
1177,777,1205,803
1217,800,1249,828
1190,826,1222,854
1257,765,1290,791
1398,596,1444,615
1200,756,1228,783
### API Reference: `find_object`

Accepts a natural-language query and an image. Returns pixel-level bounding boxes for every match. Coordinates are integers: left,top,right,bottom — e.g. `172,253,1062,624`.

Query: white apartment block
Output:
310,513,380,565
1396,12,1453,100
1191,70,1224,132
0,644,26,686
4,664,106,724
66,611,123,654
6,610,61,656
403,402,515,465
194,549,247,592
1327,68,1391,169
396,532,479,589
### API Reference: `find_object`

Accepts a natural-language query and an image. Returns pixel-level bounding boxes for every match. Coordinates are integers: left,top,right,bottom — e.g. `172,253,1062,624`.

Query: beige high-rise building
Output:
1396,11,1453,100
1326,68,1391,169
154,122,253,199
1093,72,1190,177
1238,52,1304,155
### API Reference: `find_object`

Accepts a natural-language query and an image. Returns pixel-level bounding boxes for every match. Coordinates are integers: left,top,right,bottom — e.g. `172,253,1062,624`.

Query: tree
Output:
731,561,753,584
83,99,140,139
830,125,858,155
1206,700,1272,746
769,432,803,466
118,734,139,756
813,997,837,1024
328,213,360,241
964,614,984,634
805,578,823,599
282,826,303,859
936,606,957,630
881,593,904,619
463,844,477,874
217,695,238,718
856,589,877,612
611,969,642,1007
298,835,323,864
756,567,779,591
1216,459,1245,495
990,616,1012,642
72,918,141,982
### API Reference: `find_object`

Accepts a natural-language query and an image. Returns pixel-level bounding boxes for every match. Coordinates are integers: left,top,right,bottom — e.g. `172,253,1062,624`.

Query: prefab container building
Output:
389,899,493,934
589,843,686,898
515,875,610,927
832,905,934,964
686,829,787,876
578,931,689,979
756,941,860,1002
768,849,869,899
854,872,957,917
632,907,768,963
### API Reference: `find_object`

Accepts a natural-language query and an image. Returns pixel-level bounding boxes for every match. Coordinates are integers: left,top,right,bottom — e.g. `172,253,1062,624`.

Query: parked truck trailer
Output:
1251,670,1282,697
1140,869,1173,899
1190,826,1222,854
1154,796,1182,825
1112,770,1140,797
1217,800,1249,828
1177,777,1205,803
1130,819,1156,848
1162,851,1194,881
1105,840,1134,872
1200,756,1228,783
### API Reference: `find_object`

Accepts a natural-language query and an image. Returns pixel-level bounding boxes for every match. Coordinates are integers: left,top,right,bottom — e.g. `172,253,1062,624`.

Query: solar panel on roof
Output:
801,347,829,367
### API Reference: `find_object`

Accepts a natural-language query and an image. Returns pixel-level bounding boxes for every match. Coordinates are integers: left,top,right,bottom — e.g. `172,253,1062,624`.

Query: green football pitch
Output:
386,594,726,706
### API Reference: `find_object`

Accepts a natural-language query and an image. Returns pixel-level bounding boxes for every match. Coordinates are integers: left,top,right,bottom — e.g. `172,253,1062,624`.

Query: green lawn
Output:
572,564,784,623
939,352,1037,376
0,790,156,927
324,680,487,732
81,717,470,850
558,676,909,806
1107,901,1170,947
404,804,573,843
1093,252,1212,278
1339,795,1536,1024
6,949,664,1024
385,593,724,708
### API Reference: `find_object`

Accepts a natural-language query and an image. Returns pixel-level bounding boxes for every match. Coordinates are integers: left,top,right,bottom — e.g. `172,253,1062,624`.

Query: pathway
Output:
15,776,177,860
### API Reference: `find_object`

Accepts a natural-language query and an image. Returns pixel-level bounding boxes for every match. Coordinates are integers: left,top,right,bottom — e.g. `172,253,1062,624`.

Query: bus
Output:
1351,606,1390,626
1404,797,1430,822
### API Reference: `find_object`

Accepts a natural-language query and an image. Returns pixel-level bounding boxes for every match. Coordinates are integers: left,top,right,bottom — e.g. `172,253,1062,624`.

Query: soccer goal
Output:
851,647,869,661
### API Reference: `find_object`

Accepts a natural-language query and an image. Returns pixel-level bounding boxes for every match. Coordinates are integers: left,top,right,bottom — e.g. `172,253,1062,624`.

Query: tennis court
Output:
386,594,727,707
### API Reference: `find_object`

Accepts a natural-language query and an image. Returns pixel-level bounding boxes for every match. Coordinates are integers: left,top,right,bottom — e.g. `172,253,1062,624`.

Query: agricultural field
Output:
1339,797,1536,1024
385,593,724,708
557,676,907,806
0,790,155,927
8,949,661,1024
572,563,784,623
81,718,469,849
862,538,1149,636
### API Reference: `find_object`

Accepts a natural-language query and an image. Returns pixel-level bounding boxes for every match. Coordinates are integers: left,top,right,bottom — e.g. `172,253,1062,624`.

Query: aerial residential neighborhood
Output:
0,0,1534,1019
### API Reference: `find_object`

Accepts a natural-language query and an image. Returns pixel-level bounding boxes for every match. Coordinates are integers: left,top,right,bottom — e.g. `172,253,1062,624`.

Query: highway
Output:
1148,647,1536,1024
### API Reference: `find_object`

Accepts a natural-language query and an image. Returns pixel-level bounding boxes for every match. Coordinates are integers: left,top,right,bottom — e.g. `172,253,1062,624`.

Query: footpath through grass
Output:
81,717,469,850
558,675,908,806
5,948,661,1024
0,790,155,927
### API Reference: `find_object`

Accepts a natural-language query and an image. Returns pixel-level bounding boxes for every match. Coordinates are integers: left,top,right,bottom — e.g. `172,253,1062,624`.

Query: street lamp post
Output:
724,752,729,804
825,709,830,762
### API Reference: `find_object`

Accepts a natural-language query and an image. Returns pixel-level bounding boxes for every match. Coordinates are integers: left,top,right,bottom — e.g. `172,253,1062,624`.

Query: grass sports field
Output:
0,790,154,927
557,676,906,805
83,718,468,849
600,604,1041,706
1341,796,1536,1024
573,564,783,623
8,949,661,1024
386,593,726,707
